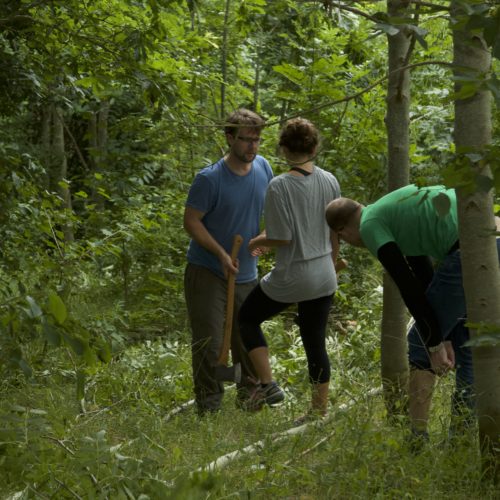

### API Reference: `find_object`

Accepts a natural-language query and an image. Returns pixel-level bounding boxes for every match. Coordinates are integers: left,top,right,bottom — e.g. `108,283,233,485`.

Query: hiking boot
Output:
242,381,285,411
236,385,263,412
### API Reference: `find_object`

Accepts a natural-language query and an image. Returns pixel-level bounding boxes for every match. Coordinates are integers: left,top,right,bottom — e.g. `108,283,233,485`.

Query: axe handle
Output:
217,234,243,366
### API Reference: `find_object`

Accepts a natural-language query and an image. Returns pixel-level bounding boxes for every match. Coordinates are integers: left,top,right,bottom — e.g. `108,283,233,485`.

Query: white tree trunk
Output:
381,0,412,416
452,1,500,482
53,106,74,243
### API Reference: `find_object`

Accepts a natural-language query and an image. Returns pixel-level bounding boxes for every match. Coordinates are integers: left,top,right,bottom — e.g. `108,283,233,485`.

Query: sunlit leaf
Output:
48,293,67,325
26,296,42,319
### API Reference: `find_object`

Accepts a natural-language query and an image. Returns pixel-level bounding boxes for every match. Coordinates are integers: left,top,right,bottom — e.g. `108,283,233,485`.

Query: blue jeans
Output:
408,239,500,413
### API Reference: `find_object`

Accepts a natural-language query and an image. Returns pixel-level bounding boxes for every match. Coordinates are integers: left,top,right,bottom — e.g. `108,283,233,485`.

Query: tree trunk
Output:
452,1,500,482
87,99,110,214
381,0,412,416
253,56,260,111
220,0,231,118
53,106,74,243
41,104,52,189
95,99,110,211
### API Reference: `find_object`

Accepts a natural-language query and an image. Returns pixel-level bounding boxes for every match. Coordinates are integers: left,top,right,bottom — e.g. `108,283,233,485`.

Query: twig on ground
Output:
142,431,168,453
43,435,75,455
74,395,131,423
43,435,99,487
283,431,336,466
164,399,195,421
54,478,83,500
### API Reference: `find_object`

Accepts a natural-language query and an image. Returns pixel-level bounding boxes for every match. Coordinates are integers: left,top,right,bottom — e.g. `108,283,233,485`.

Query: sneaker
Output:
260,381,285,405
242,381,285,411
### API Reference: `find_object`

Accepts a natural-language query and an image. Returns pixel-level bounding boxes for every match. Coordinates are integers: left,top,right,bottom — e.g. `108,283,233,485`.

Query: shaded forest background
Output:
1,0,500,498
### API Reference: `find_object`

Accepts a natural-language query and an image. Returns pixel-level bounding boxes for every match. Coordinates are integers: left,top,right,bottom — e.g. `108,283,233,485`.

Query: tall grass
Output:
1,284,498,499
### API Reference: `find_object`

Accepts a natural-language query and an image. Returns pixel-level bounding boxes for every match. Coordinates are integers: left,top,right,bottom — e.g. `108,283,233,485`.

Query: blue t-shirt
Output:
185,155,273,282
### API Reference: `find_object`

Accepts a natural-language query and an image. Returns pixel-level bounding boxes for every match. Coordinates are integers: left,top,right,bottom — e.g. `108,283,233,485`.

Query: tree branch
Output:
268,60,455,126
302,1,450,19
396,4,420,100
54,112,90,172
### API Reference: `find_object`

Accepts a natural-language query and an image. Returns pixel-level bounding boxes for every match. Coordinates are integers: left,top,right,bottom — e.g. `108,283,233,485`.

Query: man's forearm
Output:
184,216,225,259
378,242,442,347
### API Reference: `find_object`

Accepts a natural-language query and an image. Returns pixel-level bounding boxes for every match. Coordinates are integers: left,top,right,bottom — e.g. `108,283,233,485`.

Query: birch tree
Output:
451,0,500,482
380,0,412,416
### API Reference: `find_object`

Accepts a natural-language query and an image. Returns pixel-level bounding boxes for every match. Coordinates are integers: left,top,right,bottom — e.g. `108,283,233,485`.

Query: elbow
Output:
183,214,193,235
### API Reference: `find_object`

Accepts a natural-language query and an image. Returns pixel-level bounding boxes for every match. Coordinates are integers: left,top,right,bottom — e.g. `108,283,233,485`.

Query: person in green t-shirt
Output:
325,184,499,442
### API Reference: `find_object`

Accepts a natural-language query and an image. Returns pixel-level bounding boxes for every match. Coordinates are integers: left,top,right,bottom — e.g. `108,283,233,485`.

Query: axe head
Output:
214,362,241,383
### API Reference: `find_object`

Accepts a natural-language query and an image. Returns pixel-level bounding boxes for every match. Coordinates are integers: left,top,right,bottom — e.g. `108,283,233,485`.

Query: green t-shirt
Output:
360,185,458,261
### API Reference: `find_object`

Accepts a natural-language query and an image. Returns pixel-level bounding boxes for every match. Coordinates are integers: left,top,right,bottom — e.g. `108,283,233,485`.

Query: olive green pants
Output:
184,263,259,413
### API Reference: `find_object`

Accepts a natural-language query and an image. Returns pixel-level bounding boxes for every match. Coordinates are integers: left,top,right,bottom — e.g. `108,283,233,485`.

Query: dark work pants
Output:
184,263,259,413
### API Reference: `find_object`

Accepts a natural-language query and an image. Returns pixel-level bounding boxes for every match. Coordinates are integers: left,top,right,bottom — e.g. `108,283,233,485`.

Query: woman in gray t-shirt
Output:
238,118,341,421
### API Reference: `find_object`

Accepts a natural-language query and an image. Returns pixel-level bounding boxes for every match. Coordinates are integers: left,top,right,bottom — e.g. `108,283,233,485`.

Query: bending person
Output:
239,117,341,419
325,184,500,439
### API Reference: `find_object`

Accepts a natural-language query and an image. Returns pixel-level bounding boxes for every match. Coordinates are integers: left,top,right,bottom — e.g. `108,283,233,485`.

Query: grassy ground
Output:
1,312,498,499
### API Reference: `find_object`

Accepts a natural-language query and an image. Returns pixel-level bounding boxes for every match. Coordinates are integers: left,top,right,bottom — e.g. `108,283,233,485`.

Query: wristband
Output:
428,342,444,353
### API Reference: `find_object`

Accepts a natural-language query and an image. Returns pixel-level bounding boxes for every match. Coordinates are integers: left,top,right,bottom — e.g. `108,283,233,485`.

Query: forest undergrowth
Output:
1,266,499,500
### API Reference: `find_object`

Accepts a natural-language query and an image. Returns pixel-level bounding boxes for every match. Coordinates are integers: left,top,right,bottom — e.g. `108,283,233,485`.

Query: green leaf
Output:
48,293,67,325
17,359,33,378
432,193,451,217
26,296,42,319
76,370,85,400
408,24,428,50
486,74,500,106
74,76,101,89
374,23,400,36
476,174,494,193
63,333,86,356
42,321,62,347
83,345,97,367
272,63,306,85
29,408,48,416
97,342,112,363
464,333,500,347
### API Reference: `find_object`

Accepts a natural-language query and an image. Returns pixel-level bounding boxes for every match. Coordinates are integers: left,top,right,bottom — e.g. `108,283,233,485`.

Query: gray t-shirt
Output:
260,166,341,302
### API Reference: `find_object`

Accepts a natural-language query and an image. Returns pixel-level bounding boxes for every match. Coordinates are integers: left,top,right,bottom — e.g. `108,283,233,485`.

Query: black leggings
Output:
238,284,332,384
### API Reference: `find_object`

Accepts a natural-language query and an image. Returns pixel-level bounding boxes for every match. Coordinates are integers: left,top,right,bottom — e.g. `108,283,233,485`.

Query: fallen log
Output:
196,387,382,473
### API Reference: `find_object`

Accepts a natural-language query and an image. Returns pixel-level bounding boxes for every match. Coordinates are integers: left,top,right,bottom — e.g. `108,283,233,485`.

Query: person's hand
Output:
219,251,239,279
250,245,271,257
248,237,269,257
335,258,348,272
430,341,454,375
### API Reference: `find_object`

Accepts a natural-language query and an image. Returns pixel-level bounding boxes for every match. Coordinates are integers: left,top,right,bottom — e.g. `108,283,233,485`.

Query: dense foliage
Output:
1,0,499,496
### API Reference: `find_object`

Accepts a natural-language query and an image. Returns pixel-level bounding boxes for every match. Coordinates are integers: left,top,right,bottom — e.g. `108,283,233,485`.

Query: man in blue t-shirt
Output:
184,108,273,415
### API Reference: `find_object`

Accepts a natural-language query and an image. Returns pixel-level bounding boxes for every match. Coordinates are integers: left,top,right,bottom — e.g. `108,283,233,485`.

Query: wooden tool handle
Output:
217,234,244,366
